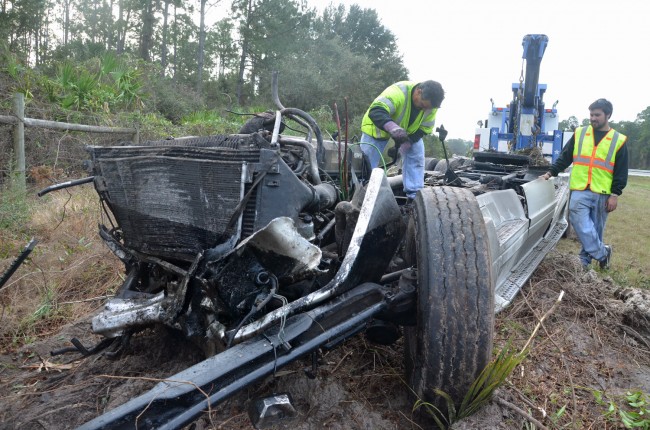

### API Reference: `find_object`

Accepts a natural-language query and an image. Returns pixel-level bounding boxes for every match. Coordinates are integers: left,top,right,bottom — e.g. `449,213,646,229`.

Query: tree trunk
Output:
139,0,156,62
197,0,207,93
161,0,169,77
236,0,253,105
116,0,126,54
172,3,177,83
63,0,70,45
107,0,115,50
34,8,40,66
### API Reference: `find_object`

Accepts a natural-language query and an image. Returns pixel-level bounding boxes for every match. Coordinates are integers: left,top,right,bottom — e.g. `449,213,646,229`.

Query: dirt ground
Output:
1,247,650,429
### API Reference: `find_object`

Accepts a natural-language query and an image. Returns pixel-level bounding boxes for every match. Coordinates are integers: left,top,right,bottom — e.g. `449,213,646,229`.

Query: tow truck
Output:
473,34,571,163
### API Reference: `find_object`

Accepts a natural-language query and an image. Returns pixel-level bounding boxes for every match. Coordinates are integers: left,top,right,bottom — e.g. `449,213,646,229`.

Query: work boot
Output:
599,245,612,270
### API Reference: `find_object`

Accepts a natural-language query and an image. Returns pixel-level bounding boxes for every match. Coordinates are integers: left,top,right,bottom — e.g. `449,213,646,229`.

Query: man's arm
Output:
605,141,629,212
548,135,575,176
409,129,425,143
368,106,393,129
368,106,409,146
540,134,574,180
610,142,628,196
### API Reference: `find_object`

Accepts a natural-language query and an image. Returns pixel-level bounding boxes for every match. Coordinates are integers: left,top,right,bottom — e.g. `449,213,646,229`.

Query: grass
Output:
0,185,123,352
556,175,650,289
0,183,31,239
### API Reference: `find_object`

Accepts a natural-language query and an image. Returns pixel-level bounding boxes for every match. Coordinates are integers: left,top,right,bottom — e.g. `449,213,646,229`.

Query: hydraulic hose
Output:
271,71,326,171
37,176,95,197
280,107,326,171
0,238,37,290
279,137,322,185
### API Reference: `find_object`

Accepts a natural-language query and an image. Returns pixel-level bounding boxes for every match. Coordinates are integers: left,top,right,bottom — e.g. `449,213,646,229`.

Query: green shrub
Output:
147,78,205,124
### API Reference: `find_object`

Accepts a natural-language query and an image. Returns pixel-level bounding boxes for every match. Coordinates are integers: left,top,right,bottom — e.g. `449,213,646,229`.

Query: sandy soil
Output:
1,251,649,430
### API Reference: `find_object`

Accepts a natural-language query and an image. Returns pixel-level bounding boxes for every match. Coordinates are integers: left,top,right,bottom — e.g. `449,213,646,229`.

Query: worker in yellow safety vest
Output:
541,98,629,270
360,80,445,202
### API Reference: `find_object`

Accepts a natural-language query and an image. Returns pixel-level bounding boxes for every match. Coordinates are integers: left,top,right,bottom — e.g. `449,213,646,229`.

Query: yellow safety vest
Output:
570,126,627,194
361,81,438,139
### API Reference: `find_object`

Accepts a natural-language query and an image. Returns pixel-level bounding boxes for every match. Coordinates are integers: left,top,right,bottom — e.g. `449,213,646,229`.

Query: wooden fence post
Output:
13,93,26,190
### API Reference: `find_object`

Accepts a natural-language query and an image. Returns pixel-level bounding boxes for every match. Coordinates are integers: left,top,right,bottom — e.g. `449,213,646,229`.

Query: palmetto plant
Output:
54,54,143,112
59,66,99,111
99,52,120,78
413,341,527,429
110,66,142,109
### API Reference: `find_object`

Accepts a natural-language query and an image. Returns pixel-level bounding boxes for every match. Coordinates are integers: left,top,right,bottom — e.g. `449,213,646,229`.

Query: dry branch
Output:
495,396,549,430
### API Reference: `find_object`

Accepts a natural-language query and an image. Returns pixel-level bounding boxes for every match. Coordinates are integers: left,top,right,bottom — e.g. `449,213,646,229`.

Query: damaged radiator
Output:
87,135,264,261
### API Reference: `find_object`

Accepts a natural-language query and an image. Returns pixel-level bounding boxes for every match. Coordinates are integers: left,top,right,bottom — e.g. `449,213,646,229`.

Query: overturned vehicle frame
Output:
74,76,569,429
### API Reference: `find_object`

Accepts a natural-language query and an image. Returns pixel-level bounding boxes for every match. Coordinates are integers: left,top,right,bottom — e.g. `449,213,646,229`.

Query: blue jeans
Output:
360,133,424,199
569,189,610,266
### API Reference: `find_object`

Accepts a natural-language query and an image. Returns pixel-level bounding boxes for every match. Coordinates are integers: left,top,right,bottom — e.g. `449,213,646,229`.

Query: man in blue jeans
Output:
359,80,445,201
541,99,628,270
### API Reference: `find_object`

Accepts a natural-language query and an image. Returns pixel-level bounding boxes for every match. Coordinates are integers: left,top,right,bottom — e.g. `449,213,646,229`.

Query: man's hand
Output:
540,172,552,180
605,194,618,212
384,121,409,144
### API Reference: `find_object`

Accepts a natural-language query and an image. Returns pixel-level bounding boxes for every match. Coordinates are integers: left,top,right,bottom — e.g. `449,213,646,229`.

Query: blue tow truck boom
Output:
473,34,569,163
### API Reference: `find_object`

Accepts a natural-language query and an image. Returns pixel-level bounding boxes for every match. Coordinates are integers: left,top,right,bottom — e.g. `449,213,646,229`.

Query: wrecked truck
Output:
65,75,569,429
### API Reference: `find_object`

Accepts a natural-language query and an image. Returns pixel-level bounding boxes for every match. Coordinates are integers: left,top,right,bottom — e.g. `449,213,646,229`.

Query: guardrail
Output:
1,93,139,189
629,169,650,178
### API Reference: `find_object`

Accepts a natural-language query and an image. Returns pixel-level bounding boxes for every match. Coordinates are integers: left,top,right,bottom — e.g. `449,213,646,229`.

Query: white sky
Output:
306,0,650,140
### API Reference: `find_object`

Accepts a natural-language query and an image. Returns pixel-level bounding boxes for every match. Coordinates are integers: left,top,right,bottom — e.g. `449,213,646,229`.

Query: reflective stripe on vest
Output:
361,81,437,139
372,83,410,137
570,126,626,194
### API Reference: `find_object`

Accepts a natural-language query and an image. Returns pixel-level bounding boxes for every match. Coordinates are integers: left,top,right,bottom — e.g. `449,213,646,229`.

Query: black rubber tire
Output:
473,151,530,166
404,186,495,415
433,156,466,173
425,157,439,171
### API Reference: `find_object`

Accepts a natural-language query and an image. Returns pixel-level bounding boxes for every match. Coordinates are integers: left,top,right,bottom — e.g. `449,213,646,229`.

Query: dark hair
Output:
419,80,445,108
589,98,613,118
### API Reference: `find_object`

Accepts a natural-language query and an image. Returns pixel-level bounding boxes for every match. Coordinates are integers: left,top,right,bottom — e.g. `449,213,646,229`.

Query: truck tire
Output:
424,157,439,171
473,151,531,166
403,186,495,416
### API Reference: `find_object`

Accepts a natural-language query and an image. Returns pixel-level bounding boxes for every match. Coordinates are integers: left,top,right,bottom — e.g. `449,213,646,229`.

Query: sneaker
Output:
599,245,612,270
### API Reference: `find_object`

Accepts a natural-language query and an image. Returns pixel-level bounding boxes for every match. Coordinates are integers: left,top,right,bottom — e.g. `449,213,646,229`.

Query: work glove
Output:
384,121,409,145
399,141,412,155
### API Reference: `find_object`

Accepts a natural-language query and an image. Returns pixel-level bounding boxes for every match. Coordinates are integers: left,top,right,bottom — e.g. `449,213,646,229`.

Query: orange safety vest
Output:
569,126,627,194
